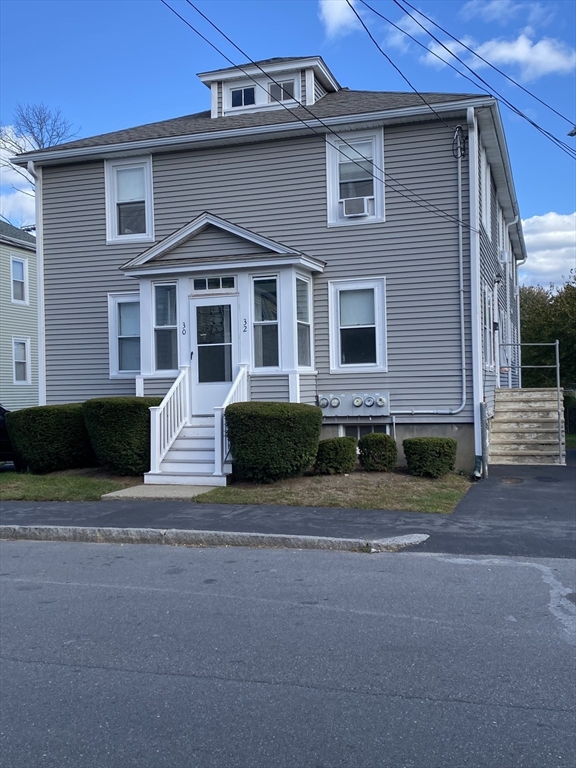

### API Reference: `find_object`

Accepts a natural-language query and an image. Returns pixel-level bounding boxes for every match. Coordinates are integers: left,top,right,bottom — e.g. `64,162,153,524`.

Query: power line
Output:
398,0,575,127
384,0,576,160
158,0,477,232
343,0,457,134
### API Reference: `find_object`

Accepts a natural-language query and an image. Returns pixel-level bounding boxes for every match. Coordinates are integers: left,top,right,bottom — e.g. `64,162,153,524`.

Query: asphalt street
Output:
1,541,575,768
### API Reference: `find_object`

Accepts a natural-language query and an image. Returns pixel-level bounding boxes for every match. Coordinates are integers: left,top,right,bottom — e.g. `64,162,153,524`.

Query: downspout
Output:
28,161,46,405
390,124,467,418
466,108,484,477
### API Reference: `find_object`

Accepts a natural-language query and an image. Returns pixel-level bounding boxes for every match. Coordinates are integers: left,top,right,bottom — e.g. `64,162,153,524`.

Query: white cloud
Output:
0,188,35,227
420,36,477,69
318,0,360,38
472,32,576,81
0,125,35,226
384,9,437,53
460,1,554,27
520,212,576,286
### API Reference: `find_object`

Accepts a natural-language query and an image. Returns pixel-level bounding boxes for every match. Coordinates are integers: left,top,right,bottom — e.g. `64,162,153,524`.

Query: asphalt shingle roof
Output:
28,89,482,155
0,220,36,245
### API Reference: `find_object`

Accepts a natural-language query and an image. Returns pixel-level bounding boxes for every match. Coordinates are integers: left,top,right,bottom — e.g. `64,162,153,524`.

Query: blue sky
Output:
1,0,574,285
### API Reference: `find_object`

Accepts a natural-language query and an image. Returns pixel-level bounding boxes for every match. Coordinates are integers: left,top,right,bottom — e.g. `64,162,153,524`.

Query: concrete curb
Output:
0,525,429,553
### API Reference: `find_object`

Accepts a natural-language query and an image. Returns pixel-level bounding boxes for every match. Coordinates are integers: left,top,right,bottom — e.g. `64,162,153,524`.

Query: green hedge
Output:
314,436,357,475
5,403,96,474
403,437,457,478
225,401,322,483
358,432,397,472
82,397,162,476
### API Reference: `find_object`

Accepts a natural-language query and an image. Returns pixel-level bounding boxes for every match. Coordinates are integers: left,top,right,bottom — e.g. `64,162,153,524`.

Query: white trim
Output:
295,274,314,370
483,283,495,370
122,211,304,269
210,83,218,119
10,255,29,305
222,74,301,117
305,69,315,106
153,281,179,373
105,156,154,244
108,292,141,378
124,254,325,278
251,273,281,372
197,57,340,92
12,336,31,385
328,278,387,374
326,128,385,227
33,163,46,404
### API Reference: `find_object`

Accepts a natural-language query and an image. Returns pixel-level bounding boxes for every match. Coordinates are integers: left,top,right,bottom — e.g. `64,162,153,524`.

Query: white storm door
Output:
190,296,238,415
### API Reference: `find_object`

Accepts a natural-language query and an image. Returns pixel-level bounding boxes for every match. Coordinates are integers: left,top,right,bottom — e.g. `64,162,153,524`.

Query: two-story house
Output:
13,56,530,482
0,221,38,410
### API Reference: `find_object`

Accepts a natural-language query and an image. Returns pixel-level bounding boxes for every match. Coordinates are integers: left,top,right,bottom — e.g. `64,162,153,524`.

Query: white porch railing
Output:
149,366,190,474
213,364,249,477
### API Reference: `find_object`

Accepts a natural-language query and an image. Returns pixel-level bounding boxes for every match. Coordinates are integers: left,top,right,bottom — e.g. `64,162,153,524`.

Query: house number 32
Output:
181,322,187,336
243,319,248,332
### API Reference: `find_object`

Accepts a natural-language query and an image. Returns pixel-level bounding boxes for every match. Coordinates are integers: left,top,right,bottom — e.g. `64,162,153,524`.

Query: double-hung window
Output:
329,278,387,372
105,157,154,243
326,129,384,226
109,294,140,376
231,86,255,108
13,337,31,384
11,257,28,304
253,277,279,368
269,80,295,103
154,284,178,371
296,277,312,368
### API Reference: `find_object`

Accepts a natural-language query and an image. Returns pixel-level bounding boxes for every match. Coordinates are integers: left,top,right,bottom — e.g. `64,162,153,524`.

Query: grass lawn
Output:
0,467,140,502
566,433,576,450
196,469,472,514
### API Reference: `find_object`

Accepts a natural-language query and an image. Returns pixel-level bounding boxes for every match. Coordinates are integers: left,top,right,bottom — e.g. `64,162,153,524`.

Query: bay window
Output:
253,277,279,368
296,277,311,367
108,294,140,376
154,284,178,371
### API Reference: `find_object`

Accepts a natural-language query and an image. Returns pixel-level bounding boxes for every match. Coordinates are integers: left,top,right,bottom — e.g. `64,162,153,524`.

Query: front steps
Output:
144,415,231,486
489,388,565,465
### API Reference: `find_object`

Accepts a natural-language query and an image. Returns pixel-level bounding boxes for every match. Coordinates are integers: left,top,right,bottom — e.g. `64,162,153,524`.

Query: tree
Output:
0,103,77,225
520,271,576,388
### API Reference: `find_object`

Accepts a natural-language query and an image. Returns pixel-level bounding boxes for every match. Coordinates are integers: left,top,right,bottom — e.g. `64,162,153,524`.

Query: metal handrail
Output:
498,340,563,464
213,364,249,477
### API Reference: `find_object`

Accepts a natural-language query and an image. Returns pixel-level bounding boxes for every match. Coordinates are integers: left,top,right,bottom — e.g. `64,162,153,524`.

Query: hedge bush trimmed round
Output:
82,397,162,476
403,437,457,478
225,401,322,483
314,436,357,475
358,432,397,472
5,403,96,474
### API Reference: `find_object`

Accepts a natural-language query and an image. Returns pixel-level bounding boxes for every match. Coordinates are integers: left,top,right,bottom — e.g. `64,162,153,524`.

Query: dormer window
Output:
231,86,255,108
269,80,295,103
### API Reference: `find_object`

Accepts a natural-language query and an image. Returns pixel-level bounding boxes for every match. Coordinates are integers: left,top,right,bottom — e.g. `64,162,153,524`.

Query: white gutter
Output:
390,125,467,419
28,161,46,405
11,97,497,166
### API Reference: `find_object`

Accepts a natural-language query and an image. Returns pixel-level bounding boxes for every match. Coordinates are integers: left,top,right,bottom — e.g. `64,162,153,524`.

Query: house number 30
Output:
243,319,248,332
181,322,187,336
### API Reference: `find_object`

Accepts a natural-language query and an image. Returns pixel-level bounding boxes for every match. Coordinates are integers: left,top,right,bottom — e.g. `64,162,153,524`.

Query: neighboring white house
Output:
0,221,38,410
13,56,529,480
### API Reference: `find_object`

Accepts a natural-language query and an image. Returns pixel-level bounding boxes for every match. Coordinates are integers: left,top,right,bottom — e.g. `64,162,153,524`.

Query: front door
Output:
190,296,238,415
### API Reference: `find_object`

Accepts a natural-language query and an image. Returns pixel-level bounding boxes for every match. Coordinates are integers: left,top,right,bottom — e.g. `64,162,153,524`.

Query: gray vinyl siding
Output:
42,119,474,422
143,377,175,397
300,70,306,104
314,79,327,102
155,225,270,262
217,83,223,118
299,373,318,404
250,374,290,401
0,242,39,410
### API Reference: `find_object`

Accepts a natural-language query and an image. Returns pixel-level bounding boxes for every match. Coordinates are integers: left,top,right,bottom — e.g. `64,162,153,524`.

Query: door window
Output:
196,304,232,383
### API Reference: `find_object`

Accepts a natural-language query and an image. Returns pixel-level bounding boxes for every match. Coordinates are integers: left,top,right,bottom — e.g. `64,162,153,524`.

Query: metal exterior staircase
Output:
489,388,565,465
144,415,230,486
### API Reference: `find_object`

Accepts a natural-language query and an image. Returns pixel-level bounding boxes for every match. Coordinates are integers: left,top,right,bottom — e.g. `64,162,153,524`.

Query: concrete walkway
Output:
1,456,574,558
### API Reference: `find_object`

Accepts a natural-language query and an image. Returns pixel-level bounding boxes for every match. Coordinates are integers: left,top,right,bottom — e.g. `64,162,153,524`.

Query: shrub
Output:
5,404,96,474
403,437,457,478
82,397,162,476
314,437,357,475
225,401,322,483
358,432,397,472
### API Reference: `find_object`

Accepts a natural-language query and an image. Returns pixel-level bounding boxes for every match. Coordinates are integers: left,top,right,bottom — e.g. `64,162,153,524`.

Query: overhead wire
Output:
157,0,477,231
378,0,576,159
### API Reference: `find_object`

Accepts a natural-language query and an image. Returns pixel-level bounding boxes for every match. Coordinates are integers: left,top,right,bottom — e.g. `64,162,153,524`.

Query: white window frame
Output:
108,293,141,378
10,256,28,305
295,274,314,370
12,336,31,385
153,282,179,373
329,278,387,374
225,76,300,115
252,274,281,371
483,284,495,370
481,146,491,238
105,156,154,244
326,128,385,227
268,79,296,104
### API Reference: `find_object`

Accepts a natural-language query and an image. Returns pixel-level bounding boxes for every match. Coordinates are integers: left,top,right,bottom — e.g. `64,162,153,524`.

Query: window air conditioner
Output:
498,250,511,264
343,197,369,217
